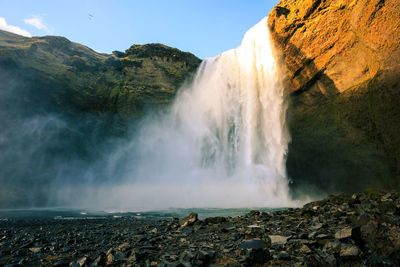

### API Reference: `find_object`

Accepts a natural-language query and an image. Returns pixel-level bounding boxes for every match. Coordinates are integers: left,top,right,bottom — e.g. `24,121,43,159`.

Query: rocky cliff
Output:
268,0,400,196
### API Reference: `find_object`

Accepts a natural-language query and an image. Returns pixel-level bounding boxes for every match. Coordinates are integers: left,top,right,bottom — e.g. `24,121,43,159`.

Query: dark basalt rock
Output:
0,191,399,266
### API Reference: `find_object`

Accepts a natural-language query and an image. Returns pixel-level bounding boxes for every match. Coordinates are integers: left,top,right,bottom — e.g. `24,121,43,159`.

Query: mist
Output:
0,18,301,210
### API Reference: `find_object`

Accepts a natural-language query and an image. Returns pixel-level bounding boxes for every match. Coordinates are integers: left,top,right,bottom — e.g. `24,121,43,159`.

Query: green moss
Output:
0,30,201,116
364,188,385,198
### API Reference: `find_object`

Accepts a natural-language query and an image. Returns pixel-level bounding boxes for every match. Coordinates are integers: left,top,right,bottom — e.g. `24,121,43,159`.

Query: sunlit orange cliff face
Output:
267,0,400,197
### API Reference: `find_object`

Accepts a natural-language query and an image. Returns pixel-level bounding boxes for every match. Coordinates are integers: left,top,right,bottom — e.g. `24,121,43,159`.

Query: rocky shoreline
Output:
1,190,399,266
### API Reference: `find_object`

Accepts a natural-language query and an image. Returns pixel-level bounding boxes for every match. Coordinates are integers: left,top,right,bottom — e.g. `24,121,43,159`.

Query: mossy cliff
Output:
0,31,201,208
268,0,400,197
0,30,201,116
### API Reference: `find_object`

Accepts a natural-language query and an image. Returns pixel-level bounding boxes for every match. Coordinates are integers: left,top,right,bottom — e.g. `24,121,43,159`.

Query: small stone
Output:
90,254,105,266
117,242,130,252
299,244,312,254
106,248,113,255
126,249,137,262
248,210,260,217
245,225,264,238
316,234,329,239
381,193,392,201
316,234,330,245
240,239,267,249
311,223,323,230
308,231,317,239
278,251,290,260
335,227,352,239
340,243,360,259
269,235,288,246
106,253,113,265
324,240,341,254
76,256,87,266
324,254,337,266
29,247,42,253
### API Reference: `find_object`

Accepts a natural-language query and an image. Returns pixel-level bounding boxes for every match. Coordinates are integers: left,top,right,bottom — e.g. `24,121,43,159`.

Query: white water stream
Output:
69,17,296,210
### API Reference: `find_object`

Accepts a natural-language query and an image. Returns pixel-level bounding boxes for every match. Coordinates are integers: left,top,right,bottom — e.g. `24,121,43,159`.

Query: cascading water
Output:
70,17,295,210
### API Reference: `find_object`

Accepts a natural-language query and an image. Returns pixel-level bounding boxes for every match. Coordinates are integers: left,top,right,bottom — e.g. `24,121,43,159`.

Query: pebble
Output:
340,243,360,258
335,227,353,239
269,235,288,246
239,239,267,249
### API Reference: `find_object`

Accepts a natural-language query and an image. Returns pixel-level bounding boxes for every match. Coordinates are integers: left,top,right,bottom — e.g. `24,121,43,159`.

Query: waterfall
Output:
72,17,294,210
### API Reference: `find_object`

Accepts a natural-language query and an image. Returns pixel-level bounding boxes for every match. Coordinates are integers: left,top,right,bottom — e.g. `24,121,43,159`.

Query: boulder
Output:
180,213,198,227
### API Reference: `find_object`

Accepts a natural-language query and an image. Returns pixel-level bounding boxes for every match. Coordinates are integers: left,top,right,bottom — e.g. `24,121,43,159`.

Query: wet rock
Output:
278,251,290,260
240,239,267,249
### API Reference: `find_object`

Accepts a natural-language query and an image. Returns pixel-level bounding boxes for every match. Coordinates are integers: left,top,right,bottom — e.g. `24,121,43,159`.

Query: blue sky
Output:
0,0,279,58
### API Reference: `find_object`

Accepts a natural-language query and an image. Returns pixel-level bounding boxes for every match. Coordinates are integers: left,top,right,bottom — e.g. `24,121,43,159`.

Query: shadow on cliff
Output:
271,33,397,200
